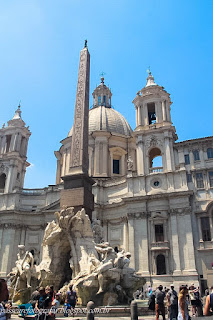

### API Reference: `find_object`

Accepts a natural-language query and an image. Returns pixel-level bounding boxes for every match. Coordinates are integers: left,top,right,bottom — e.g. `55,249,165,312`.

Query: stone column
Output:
140,216,149,275
144,103,149,125
199,149,205,167
155,101,159,123
136,136,144,175
20,227,26,245
102,142,108,176
88,147,93,176
10,134,16,152
164,220,168,241
150,220,155,243
61,152,66,177
138,106,142,126
182,213,197,273
1,136,6,154
94,141,100,176
189,150,194,169
4,165,14,193
128,218,135,269
0,227,16,277
123,220,129,251
170,214,181,274
121,154,125,175
15,133,22,152
102,221,108,242
164,137,172,171
0,227,3,253
162,100,167,121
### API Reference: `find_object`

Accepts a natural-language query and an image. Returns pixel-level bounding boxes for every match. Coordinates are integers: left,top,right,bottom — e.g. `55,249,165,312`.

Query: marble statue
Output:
127,156,133,171
9,245,34,289
36,206,145,305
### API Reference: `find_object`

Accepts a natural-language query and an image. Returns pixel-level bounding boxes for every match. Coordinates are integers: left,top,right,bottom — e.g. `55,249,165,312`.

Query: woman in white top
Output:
178,285,189,320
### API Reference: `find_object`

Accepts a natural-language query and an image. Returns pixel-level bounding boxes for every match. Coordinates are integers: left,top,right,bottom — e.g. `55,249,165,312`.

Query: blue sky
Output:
0,0,212,188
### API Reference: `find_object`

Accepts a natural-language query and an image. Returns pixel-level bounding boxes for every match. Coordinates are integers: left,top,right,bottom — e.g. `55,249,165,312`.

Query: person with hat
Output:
167,284,178,320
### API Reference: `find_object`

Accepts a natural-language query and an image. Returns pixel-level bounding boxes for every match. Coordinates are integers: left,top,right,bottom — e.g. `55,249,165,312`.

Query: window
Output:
147,102,156,125
187,173,192,183
193,150,200,161
201,217,211,241
156,254,166,275
17,172,20,180
207,148,213,159
184,154,190,165
103,95,106,106
113,159,120,174
196,172,204,188
98,96,101,105
155,224,164,242
0,174,6,192
209,171,213,187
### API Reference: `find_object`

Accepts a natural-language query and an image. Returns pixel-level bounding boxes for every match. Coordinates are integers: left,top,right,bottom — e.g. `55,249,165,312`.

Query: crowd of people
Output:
0,281,78,320
147,284,213,319
30,284,77,319
1,277,213,319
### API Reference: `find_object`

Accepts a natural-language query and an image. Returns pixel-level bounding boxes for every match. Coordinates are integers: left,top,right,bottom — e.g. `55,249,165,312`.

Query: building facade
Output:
0,72,213,292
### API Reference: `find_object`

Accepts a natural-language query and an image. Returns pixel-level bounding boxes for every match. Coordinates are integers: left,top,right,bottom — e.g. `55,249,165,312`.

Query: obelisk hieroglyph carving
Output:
70,43,90,174
61,42,94,218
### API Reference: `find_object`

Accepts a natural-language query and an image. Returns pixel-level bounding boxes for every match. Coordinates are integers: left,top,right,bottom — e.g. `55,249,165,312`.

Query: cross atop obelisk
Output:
69,43,90,174
61,42,94,219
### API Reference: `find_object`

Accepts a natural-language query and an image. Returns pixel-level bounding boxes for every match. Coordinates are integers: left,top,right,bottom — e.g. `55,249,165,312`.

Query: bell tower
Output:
0,105,31,193
133,72,177,176
134,71,172,129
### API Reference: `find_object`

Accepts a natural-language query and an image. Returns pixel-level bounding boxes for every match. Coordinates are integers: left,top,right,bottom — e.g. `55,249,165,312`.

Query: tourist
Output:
30,286,40,308
64,285,77,317
177,285,189,320
0,279,9,303
204,285,213,316
49,286,55,301
50,293,60,319
154,285,166,320
167,284,178,320
0,302,6,320
148,285,153,297
188,284,197,316
35,287,52,320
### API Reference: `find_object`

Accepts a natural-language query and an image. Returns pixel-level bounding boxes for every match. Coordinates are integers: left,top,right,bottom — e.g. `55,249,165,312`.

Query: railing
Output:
21,188,46,195
149,167,163,173
151,241,170,250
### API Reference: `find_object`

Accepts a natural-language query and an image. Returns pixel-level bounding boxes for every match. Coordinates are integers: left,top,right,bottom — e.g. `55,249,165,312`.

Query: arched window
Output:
0,173,6,192
156,254,166,275
103,95,106,106
207,148,213,159
98,96,101,105
149,148,163,173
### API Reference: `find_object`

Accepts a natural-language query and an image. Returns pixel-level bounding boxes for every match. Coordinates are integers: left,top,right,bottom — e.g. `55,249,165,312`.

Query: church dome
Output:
68,106,133,137
68,77,133,137
89,106,132,136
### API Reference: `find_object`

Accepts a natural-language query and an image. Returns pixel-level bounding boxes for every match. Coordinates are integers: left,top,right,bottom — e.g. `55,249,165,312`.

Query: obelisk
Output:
60,41,94,218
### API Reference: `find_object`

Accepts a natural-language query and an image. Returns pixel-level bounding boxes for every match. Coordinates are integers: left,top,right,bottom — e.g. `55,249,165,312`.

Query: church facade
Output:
0,68,213,293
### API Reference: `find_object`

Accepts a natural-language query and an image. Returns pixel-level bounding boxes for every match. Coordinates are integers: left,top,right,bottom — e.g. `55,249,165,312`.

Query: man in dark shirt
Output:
167,284,178,320
155,285,165,320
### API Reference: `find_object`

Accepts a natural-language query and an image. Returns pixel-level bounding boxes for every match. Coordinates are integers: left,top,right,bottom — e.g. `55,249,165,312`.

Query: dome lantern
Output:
92,76,112,108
